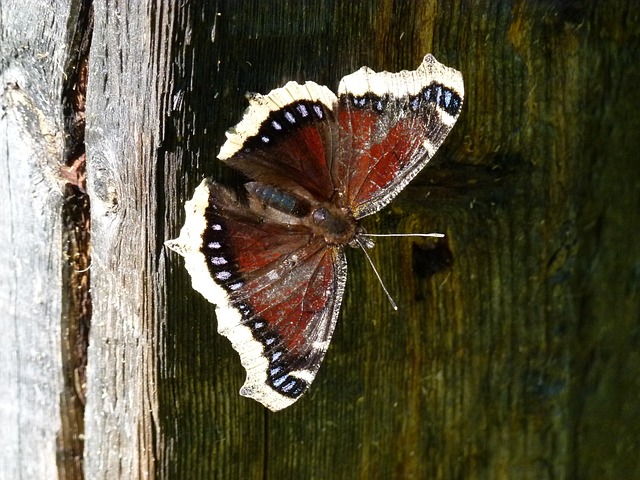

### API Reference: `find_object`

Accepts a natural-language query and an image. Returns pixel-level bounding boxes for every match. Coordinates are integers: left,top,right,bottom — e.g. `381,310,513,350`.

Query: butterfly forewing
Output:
335,54,464,218
218,81,340,202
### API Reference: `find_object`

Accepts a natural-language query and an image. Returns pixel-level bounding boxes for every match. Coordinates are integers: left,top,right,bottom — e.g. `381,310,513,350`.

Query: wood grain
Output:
1,1,639,479
0,1,82,479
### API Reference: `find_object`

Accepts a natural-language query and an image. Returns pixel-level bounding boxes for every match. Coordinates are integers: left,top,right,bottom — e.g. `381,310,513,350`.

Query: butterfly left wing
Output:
218,81,340,203
166,179,347,411
335,54,464,218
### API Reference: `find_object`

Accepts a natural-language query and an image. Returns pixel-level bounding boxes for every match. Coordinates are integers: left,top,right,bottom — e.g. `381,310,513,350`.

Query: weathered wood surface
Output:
83,2,164,478
1,0,639,479
0,1,86,479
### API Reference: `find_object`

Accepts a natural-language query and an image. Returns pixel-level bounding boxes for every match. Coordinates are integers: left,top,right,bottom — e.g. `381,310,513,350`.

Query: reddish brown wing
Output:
166,179,346,411
335,54,464,218
218,81,340,202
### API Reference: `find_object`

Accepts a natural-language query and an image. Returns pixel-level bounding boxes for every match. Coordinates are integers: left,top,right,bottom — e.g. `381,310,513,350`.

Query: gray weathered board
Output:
1,1,639,479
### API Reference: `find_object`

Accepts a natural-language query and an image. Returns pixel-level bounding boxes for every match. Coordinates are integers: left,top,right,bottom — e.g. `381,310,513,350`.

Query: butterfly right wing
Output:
335,54,464,218
166,179,347,411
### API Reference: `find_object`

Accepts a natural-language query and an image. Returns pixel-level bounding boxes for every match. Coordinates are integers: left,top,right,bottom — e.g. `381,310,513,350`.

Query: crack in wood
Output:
58,2,94,480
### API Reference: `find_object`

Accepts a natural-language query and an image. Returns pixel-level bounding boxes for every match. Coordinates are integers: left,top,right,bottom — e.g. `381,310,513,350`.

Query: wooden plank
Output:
83,2,162,478
0,0,635,478
0,1,78,478
158,2,640,479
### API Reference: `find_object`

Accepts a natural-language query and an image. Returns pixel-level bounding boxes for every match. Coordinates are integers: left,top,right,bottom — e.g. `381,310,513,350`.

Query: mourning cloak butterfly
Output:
166,54,464,411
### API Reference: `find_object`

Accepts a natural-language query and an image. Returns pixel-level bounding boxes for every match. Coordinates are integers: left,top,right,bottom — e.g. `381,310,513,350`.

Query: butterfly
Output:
166,54,464,411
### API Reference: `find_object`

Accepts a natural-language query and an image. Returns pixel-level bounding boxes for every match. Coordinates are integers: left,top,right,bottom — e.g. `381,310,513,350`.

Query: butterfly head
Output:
310,204,358,246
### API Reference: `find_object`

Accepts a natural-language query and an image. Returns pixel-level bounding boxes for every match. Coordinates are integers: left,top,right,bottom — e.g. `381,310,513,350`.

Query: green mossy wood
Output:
1,1,638,479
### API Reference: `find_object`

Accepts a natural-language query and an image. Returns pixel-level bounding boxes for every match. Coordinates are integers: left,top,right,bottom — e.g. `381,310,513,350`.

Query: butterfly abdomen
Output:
246,182,311,217
246,181,356,246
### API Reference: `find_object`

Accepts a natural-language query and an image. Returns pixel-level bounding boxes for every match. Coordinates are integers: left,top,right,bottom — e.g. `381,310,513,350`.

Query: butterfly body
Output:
167,54,464,411
245,181,358,246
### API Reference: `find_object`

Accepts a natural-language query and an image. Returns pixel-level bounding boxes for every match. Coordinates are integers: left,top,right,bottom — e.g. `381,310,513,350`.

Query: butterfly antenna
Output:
361,233,445,238
355,238,398,311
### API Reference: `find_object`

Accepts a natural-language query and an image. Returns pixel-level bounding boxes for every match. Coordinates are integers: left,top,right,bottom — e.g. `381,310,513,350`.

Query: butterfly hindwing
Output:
167,179,346,411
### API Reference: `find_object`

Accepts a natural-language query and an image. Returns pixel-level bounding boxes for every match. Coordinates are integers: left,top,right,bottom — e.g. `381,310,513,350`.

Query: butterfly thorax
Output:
310,205,357,246
246,181,357,246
